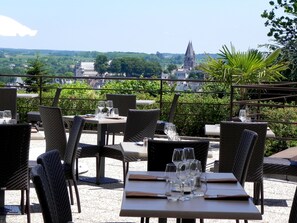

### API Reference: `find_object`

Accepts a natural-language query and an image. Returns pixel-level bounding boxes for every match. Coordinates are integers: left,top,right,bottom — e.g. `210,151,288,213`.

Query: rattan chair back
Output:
0,124,31,222
0,87,17,119
36,150,72,223
123,109,159,142
231,129,258,186
39,106,67,157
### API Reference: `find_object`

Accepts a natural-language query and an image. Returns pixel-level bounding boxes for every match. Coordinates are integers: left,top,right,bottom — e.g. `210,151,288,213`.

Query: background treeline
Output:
0,48,217,79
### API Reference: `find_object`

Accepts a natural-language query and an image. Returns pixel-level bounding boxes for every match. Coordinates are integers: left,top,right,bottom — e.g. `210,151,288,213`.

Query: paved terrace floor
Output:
0,131,296,223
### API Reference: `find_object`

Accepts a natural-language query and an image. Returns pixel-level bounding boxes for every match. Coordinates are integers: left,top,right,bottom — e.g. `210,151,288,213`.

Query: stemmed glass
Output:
0,111,4,124
176,161,190,201
3,110,12,124
97,101,106,118
97,101,105,113
105,100,113,115
188,160,204,197
183,147,195,163
172,148,184,167
239,109,247,122
164,123,177,140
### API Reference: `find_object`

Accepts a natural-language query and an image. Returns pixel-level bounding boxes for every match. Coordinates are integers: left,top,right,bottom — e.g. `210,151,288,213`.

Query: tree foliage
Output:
200,44,288,90
261,0,297,80
108,57,162,77
24,55,49,92
94,54,108,75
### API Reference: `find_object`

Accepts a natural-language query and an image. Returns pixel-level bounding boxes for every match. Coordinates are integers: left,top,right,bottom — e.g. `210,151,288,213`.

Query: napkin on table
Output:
128,174,166,181
126,191,167,199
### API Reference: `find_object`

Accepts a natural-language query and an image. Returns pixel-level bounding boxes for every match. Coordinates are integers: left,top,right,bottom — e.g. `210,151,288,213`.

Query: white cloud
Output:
0,15,37,37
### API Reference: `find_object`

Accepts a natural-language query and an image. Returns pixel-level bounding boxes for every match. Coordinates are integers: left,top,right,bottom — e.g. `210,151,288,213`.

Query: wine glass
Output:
176,161,190,201
97,101,105,113
188,160,204,197
0,111,4,124
183,147,195,163
172,148,184,167
239,109,247,122
165,163,176,183
164,123,176,140
105,100,113,115
3,110,12,124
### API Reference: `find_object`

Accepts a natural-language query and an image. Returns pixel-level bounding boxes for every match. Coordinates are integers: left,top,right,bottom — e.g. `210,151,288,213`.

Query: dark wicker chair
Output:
63,115,85,213
27,88,62,125
105,94,136,145
34,150,73,223
0,124,31,222
39,106,100,183
100,109,160,184
219,121,267,214
146,139,209,223
0,87,17,119
39,105,85,213
289,186,297,223
231,129,258,187
155,93,180,134
30,164,59,223
39,106,67,157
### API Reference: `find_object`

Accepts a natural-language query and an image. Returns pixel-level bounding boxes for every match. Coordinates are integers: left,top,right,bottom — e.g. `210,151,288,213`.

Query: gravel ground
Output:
0,131,295,223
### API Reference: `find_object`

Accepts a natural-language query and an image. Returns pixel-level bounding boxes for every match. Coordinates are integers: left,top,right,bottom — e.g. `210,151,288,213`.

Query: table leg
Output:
0,190,4,209
96,124,120,185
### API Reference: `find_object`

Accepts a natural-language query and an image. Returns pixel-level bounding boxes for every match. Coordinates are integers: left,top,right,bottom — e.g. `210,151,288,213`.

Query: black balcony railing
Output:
1,74,297,155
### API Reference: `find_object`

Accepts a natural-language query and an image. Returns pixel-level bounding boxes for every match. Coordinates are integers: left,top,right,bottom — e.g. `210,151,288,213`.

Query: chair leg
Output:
123,161,127,185
260,182,264,214
20,190,25,214
96,156,100,185
68,180,74,205
26,188,31,223
72,178,81,213
112,133,115,145
76,158,79,181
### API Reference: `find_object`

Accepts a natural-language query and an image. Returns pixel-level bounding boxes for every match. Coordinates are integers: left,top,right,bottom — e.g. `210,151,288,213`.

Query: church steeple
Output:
184,41,196,70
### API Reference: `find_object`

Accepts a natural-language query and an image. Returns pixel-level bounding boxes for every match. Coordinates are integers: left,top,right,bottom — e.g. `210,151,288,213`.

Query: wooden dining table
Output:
63,115,127,184
120,171,262,221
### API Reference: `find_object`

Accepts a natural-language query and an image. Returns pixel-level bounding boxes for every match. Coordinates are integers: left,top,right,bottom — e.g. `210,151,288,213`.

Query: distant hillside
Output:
0,48,218,78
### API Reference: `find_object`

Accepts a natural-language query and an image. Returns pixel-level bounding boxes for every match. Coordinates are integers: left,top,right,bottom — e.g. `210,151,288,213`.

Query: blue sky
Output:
1,0,276,54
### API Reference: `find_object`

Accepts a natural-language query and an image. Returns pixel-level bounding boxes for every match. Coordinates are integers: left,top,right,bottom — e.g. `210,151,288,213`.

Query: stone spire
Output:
184,41,196,70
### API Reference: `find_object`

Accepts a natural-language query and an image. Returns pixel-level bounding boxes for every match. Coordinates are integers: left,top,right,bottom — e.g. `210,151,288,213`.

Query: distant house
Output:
75,62,106,88
75,62,98,77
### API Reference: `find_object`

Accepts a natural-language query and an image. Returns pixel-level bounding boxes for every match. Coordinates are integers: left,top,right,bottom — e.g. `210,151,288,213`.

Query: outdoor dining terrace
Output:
1,75,297,222
0,131,296,223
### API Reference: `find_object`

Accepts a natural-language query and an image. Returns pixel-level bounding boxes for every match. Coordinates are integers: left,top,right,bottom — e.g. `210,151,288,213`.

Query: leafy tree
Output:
166,64,177,74
261,0,297,80
200,44,288,90
94,54,108,75
24,55,49,92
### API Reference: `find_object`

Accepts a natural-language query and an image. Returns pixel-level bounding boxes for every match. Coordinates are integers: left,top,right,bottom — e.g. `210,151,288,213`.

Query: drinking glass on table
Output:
176,161,190,201
172,148,184,167
3,110,12,124
164,163,179,201
0,111,4,124
183,147,195,163
164,123,177,140
97,101,106,118
188,159,204,197
105,100,113,115
111,108,119,117
239,109,247,122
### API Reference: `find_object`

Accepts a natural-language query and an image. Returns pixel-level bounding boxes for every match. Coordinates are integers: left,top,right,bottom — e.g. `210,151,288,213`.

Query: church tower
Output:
184,41,196,70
